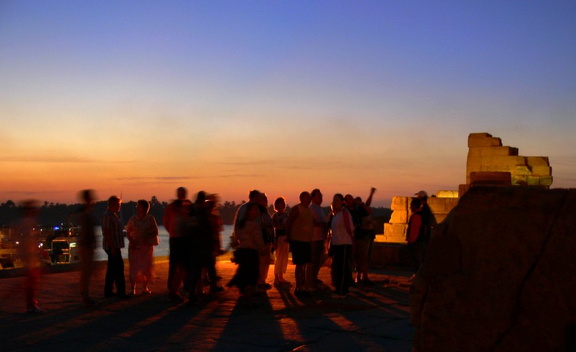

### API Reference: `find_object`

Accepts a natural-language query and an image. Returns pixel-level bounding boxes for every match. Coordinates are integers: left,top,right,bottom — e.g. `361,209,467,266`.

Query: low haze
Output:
1,1,575,207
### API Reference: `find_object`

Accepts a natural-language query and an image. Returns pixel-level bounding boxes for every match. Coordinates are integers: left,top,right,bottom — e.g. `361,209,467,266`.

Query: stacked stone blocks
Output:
380,195,459,243
466,132,553,187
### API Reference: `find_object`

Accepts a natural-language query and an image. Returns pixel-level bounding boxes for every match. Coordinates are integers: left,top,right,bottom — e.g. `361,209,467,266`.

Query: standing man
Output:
78,189,97,306
102,195,129,299
406,198,426,279
285,191,314,298
257,193,274,290
309,189,328,290
353,187,377,285
414,190,436,242
163,187,192,302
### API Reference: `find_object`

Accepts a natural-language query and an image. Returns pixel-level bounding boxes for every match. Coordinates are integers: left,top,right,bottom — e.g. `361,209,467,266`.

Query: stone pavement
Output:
0,258,414,352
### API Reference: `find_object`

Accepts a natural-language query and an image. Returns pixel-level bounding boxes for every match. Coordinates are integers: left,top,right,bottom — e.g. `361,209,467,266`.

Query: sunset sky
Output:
1,1,575,207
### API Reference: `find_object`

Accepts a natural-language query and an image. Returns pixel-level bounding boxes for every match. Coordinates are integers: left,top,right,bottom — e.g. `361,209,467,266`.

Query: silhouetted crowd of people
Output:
11,186,435,313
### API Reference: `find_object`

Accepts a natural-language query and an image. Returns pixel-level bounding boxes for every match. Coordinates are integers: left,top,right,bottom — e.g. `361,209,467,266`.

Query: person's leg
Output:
258,243,271,287
104,250,114,296
167,237,176,290
274,236,289,283
331,245,345,295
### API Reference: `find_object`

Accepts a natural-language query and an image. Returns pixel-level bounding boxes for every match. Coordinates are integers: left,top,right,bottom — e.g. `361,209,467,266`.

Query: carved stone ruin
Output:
379,132,554,244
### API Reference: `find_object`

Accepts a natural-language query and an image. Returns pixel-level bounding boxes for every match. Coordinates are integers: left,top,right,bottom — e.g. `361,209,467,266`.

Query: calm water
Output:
93,225,233,261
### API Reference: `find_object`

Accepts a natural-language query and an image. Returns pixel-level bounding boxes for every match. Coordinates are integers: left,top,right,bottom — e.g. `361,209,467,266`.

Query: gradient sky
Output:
1,1,575,207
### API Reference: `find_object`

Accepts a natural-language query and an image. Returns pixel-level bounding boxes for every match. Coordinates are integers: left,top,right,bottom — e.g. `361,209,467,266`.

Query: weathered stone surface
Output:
468,146,519,157
465,133,553,188
390,210,408,224
468,133,502,147
410,187,576,352
436,190,459,198
391,196,409,211
469,171,512,186
383,223,407,241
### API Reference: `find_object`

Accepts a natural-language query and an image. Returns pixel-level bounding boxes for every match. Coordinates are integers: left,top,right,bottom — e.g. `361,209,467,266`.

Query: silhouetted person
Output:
102,195,129,299
309,188,328,290
328,194,355,298
126,199,159,295
407,197,426,279
414,190,436,243
286,191,314,298
353,187,377,285
257,193,274,291
272,196,290,286
15,200,43,313
164,187,192,302
77,189,97,307
227,202,263,307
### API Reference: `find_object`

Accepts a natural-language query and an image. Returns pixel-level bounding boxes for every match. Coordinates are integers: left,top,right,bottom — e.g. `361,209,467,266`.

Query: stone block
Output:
513,174,528,186
436,190,459,198
526,156,550,165
428,197,459,214
530,164,552,176
390,210,408,224
374,234,386,243
539,176,553,186
384,223,407,238
467,155,526,169
515,165,532,176
469,172,512,186
526,176,541,186
468,146,519,157
390,196,409,211
468,133,502,147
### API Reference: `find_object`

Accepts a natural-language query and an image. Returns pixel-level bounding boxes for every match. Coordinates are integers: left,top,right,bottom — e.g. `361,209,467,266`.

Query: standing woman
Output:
272,196,290,286
328,194,355,298
126,200,159,295
227,202,263,307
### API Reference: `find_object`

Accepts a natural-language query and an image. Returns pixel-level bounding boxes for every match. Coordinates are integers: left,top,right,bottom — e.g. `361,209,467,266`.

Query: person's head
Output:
410,198,421,213
311,188,323,205
414,190,428,202
331,193,345,212
176,187,188,201
20,199,39,217
79,189,95,206
108,196,122,213
248,190,261,202
354,196,364,206
299,191,311,207
257,193,268,207
195,191,206,204
274,196,286,212
206,193,219,213
136,199,150,217
344,194,355,208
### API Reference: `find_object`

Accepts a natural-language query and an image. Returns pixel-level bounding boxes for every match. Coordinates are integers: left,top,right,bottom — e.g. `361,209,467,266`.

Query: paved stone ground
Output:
0,259,414,352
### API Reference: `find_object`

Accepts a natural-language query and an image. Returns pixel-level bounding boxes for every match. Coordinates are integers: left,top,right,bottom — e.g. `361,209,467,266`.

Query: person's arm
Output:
284,206,299,240
342,209,353,238
407,214,422,243
365,187,376,207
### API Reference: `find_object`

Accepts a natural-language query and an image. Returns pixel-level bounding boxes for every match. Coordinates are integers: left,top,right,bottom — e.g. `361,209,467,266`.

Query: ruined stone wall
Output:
410,187,576,351
380,195,458,243
466,132,553,187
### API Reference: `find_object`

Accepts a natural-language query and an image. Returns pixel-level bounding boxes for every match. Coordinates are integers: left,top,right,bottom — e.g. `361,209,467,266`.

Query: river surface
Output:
92,225,233,261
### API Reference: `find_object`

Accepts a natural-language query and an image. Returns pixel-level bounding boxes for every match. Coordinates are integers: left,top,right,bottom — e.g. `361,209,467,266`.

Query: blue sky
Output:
1,1,575,206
